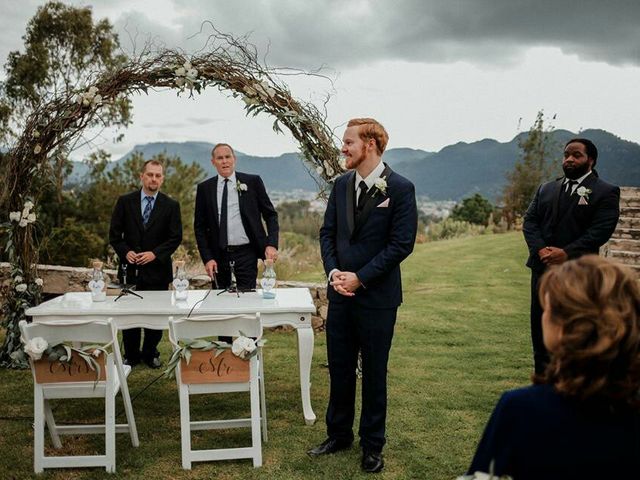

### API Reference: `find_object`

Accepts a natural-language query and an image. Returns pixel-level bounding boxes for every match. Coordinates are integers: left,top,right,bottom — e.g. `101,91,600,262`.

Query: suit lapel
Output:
351,164,392,239
133,190,144,233
212,176,219,224
346,171,356,235
550,178,565,227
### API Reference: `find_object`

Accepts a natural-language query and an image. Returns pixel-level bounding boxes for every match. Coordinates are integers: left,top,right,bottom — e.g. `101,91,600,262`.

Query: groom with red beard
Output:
523,138,620,374
308,118,417,473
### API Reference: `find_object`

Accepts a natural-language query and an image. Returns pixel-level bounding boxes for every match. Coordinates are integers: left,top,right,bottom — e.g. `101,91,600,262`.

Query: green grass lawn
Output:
0,231,532,479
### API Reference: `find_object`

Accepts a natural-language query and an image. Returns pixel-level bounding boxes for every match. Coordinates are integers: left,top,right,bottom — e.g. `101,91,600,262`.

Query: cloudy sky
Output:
1,0,639,159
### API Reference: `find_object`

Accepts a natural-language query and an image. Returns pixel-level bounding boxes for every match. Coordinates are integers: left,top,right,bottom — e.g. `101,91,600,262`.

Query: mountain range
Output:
68,129,640,201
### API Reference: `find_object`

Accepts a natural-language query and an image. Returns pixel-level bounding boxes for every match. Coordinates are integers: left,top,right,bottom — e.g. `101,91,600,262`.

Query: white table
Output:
26,288,317,425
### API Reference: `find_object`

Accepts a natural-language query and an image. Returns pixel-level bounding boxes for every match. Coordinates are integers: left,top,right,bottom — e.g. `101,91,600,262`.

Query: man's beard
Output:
563,162,591,180
346,145,367,169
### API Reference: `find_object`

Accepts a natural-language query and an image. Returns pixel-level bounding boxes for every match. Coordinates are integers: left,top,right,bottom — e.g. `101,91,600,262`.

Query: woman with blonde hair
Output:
467,255,640,479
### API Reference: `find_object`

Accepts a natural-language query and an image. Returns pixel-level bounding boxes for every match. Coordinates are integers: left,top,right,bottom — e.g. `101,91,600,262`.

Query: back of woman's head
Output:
539,255,640,409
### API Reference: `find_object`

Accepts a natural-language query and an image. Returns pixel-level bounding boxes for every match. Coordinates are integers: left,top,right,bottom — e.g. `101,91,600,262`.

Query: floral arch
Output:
1,32,341,365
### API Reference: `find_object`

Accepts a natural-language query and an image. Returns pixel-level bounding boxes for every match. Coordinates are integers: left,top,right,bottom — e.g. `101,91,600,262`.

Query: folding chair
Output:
169,313,267,469
19,318,139,473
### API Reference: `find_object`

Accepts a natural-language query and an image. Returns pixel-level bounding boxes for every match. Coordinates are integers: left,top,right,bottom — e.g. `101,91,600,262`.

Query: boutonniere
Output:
374,176,388,196
236,180,248,194
576,186,592,205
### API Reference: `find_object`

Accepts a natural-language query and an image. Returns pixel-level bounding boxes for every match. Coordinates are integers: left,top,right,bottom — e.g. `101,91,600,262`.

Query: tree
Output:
502,111,559,228
450,193,494,226
0,1,131,226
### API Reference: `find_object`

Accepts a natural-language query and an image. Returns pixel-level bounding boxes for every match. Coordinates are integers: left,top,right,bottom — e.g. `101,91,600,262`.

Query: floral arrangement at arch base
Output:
0,25,340,368
163,333,265,379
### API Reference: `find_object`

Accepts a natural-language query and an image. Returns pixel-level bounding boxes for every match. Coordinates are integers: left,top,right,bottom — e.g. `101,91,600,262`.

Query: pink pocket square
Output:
377,198,390,208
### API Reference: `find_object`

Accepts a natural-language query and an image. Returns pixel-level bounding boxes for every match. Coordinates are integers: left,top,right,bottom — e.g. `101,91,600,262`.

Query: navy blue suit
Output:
523,172,619,372
319,164,417,452
469,384,640,479
194,171,278,288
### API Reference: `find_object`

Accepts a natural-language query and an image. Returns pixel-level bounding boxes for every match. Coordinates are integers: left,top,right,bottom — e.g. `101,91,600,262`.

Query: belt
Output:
223,244,251,253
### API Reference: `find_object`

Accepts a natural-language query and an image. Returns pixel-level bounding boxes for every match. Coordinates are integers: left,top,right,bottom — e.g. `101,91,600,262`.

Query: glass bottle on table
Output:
261,259,277,299
172,260,189,301
89,260,107,302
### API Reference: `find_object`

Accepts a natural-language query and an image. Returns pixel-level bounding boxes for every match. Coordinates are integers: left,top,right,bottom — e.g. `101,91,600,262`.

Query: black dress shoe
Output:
123,358,139,367
307,438,352,457
361,451,384,473
144,357,162,369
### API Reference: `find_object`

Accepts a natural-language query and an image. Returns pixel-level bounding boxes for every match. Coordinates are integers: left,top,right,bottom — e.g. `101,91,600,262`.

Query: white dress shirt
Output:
354,160,386,203
563,170,592,195
217,172,250,246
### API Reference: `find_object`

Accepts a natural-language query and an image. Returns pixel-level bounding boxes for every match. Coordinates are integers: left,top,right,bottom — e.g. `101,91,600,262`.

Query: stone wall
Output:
0,262,327,331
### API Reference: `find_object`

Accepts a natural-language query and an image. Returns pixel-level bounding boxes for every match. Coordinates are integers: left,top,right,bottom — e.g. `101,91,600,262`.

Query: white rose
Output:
576,186,587,196
186,68,198,79
24,200,34,210
24,337,48,361
91,94,102,107
9,211,21,222
27,213,36,223
175,66,186,77
18,218,28,228
231,336,257,359
242,95,260,106
240,183,248,191
33,144,42,154
15,283,28,292
88,86,98,96
183,60,192,70
35,278,44,286
14,276,23,283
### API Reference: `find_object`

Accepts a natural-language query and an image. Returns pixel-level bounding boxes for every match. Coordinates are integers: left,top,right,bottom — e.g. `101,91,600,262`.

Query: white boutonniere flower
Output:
231,335,258,360
24,337,48,361
374,176,388,195
576,186,592,205
236,180,248,194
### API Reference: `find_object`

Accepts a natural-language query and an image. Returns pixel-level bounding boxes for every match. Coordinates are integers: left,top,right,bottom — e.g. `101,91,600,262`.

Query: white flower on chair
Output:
24,337,48,361
232,336,257,359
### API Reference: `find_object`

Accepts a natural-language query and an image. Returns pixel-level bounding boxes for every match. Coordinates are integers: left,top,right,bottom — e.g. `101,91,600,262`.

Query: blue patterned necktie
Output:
142,195,154,225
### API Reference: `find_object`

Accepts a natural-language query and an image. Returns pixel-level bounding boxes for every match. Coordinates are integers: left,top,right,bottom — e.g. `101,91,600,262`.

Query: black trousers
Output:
325,301,397,453
122,281,165,363
530,271,549,374
216,244,258,290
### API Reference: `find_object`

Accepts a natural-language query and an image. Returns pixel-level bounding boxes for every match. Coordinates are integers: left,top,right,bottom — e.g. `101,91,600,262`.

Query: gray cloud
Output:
2,0,639,76
163,0,640,68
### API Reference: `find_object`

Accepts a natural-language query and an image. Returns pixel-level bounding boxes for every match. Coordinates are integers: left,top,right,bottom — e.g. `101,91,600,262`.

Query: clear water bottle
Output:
172,260,189,301
88,260,106,302
260,259,277,299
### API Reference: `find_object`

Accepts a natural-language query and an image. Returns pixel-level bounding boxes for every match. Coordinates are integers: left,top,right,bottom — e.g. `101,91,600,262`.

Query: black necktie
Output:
565,180,577,195
219,179,229,248
356,180,368,211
